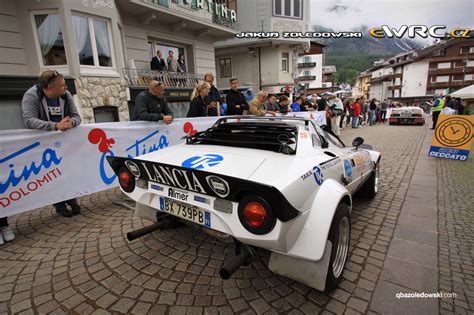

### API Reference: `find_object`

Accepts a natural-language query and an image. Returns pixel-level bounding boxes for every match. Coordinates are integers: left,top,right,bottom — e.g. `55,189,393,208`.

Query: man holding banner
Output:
21,70,82,217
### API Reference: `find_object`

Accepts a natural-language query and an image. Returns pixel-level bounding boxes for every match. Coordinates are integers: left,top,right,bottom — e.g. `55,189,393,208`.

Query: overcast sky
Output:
309,0,474,43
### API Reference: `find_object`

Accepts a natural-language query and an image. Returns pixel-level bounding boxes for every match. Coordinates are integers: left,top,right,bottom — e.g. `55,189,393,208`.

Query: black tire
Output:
325,203,351,292
356,162,379,199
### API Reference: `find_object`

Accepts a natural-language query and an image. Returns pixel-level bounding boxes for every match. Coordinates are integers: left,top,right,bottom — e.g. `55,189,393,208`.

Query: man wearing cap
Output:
21,70,82,217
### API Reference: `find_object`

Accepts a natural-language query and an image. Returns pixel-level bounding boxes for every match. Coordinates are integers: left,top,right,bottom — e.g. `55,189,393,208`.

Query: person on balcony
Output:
151,50,166,71
131,81,174,124
167,51,179,72
178,54,187,73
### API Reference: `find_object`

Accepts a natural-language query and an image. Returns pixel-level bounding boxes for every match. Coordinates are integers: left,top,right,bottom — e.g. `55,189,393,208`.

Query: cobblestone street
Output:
0,120,472,314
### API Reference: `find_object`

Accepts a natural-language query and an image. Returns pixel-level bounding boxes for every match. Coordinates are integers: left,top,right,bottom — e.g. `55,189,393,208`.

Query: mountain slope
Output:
314,26,423,85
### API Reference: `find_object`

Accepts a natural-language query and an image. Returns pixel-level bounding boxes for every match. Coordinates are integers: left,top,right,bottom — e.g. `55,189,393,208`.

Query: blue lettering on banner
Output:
99,151,116,185
182,154,224,170
313,166,324,185
429,146,469,161
0,142,62,194
125,129,170,158
98,130,169,185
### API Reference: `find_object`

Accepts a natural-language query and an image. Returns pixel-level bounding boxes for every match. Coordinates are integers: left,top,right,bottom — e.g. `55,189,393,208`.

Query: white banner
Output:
0,113,325,217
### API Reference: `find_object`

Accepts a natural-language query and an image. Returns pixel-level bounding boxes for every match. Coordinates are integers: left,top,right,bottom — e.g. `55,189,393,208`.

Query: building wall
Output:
0,0,29,75
298,53,322,88
260,45,294,88
215,46,254,89
401,61,429,97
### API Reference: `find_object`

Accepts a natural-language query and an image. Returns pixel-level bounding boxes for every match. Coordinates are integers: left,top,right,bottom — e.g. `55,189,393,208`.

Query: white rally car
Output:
389,106,425,125
107,117,381,292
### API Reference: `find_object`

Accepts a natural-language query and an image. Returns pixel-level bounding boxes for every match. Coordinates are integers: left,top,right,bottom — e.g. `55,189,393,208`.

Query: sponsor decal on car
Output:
312,166,324,186
182,154,223,170
206,175,230,198
300,170,313,181
125,160,140,177
168,187,189,202
320,157,341,170
343,160,353,181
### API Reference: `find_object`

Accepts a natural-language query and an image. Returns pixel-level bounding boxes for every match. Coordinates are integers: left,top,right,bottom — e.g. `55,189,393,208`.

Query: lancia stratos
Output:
107,117,381,292
389,106,425,125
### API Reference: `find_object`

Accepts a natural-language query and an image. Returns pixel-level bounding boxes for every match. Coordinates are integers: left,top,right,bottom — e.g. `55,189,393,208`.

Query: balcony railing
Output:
298,62,316,68
428,67,474,75
142,0,237,30
299,75,316,81
123,68,202,88
427,80,474,88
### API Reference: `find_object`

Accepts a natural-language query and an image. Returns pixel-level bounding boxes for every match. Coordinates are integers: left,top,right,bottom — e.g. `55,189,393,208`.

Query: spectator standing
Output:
22,70,82,217
151,50,166,71
187,81,211,117
361,98,368,125
248,91,276,116
328,95,344,136
226,77,249,115
369,98,377,126
317,96,328,111
291,97,302,112
381,99,388,122
264,94,280,112
131,81,174,124
278,95,290,114
203,73,223,116
431,94,444,129
351,98,361,128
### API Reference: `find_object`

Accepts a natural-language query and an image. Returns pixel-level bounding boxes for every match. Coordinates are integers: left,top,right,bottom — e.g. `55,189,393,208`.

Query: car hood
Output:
138,144,267,180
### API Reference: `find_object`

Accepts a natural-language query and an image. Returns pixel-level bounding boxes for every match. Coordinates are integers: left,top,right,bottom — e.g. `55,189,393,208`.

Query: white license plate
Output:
401,113,411,118
159,197,211,228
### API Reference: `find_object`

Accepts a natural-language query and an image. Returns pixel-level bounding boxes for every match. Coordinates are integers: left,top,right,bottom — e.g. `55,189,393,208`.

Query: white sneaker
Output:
1,226,15,242
0,233,4,245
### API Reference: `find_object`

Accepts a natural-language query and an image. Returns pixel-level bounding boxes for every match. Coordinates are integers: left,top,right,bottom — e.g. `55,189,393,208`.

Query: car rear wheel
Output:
356,162,379,199
325,203,351,292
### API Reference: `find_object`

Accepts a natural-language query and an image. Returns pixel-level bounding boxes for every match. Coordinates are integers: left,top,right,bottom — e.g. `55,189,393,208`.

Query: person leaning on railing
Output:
131,80,174,124
21,69,82,217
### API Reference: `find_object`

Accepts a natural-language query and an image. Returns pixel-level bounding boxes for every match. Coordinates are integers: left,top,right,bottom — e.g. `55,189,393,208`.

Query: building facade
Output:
214,0,310,95
0,0,236,129
297,41,325,90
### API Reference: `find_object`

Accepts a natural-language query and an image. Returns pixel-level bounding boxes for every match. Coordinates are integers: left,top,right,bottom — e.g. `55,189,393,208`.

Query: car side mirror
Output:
352,137,364,149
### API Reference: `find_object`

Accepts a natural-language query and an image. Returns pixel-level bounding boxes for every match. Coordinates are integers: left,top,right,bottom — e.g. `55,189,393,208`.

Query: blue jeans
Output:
351,116,359,128
369,110,376,125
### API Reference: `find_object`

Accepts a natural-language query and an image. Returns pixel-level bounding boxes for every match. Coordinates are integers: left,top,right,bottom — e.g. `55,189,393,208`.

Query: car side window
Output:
309,122,325,148
322,130,345,148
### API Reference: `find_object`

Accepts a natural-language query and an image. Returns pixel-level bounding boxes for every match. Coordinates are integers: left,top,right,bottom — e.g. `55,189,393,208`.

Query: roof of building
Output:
322,65,337,73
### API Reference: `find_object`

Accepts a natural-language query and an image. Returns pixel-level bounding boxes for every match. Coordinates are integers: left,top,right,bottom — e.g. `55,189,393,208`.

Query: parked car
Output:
107,117,381,292
389,106,425,125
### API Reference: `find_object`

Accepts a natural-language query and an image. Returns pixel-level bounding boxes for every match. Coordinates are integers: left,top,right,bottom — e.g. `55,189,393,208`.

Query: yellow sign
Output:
429,114,474,161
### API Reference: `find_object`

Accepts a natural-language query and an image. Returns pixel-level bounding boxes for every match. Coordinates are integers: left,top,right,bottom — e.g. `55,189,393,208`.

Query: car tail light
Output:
243,202,267,228
119,168,135,193
238,196,276,235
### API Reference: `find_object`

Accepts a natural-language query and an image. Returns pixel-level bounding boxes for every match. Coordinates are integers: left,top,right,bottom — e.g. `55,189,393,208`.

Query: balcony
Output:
298,62,316,68
388,85,401,91
119,0,237,37
428,67,474,75
427,80,474,88
123,68,202,88
299,75,316,81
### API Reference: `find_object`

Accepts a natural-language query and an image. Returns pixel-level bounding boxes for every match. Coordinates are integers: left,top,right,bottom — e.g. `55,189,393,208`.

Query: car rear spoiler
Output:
107,156,300,222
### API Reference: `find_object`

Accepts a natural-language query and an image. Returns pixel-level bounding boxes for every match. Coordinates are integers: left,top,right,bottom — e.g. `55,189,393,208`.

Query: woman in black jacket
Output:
187,81,211,117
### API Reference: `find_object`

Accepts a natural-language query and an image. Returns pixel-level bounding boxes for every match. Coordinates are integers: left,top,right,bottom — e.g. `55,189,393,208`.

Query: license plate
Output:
401,113,411,118
159,197,211,228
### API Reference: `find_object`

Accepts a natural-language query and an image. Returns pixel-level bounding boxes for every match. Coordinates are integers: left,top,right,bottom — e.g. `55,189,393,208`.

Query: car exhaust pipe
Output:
126,221,167,241
219,245,253,280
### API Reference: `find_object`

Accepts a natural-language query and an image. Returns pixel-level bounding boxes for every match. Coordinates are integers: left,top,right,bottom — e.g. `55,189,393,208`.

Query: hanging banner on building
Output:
0,112,325,217
428,114,474,161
